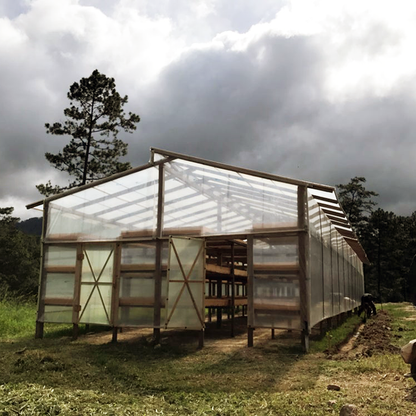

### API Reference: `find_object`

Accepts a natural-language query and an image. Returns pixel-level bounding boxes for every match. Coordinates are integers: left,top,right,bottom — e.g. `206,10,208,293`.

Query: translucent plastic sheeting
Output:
162,160,298,234
165,237,205,329
307,193,365,328
41,245,77,323
45,166,159,240
252,237,301,330
79,245,114,325
45,245,77,266
43,306,73,323
118,241,168,328
45,273,75,299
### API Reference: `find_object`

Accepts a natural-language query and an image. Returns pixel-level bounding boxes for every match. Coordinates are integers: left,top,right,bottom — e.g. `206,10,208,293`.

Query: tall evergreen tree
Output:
336,176,378,239
37,69,140,196
363,209,407,301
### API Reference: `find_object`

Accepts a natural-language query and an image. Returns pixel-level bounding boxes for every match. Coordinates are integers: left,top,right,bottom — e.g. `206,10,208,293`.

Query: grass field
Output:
1,301,416,415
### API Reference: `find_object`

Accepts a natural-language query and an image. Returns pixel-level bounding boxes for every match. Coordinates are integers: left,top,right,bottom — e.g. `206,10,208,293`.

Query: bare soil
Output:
328,310,401,360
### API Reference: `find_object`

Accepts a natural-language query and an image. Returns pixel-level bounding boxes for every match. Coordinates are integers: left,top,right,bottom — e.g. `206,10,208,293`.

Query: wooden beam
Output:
44,298,74,306
253,303,300,312
35,200,49,339
151,147,335,192
298,185,310,352
44,266,76,273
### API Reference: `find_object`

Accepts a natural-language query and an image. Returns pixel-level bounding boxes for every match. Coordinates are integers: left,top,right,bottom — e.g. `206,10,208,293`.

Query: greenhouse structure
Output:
27,148,368,351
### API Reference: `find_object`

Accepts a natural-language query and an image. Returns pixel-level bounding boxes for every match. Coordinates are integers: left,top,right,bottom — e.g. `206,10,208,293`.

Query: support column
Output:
111,242,122,343
216,277,222,328
231,242,235,338
72,244,84,341
247,235,254,347
112,327,118,343
198,329,205,349
298,185,310,352
35,201,49,340
35,321,44,339
72,324,79,341
248,327,254,347
153,163,165,343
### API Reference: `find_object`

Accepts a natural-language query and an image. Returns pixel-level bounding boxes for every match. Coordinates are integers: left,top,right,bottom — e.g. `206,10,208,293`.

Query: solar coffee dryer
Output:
27,148,368,351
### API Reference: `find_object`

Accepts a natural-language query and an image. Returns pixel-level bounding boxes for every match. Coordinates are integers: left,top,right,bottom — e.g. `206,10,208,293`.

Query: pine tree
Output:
336,176,378,239
37,69,140,196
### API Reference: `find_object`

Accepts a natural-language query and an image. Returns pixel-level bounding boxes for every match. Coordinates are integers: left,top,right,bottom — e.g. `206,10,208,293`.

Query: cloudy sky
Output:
1,0,416,219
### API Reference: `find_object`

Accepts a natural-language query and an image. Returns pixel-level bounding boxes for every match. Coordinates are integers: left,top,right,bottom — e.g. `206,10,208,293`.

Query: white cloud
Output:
1,0,416,219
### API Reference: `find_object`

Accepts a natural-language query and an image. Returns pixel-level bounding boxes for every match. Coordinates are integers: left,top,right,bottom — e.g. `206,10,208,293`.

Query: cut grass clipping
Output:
1,300,416,415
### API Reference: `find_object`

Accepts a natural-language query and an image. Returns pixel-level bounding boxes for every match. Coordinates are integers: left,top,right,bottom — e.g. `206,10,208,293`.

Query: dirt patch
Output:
74,317,281,353
355,310,400,355
329,310,400,360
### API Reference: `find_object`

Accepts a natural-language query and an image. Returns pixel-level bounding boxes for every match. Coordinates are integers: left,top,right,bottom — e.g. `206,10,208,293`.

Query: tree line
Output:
337,177,416,302
0,70,414,304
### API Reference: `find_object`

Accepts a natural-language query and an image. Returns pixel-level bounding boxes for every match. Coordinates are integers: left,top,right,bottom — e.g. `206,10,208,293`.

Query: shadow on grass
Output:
0,317,309,397
1,314,364,399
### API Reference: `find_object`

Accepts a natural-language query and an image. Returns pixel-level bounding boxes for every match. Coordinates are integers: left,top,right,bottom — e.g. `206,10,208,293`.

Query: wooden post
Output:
298,185,310,352
153,239,163,344
72,323,79,341
112,327,118,343
247,235,254,347
35,201,49,339
153,163,165,342
35,321,44,339
248,327,254,347
198,329,204,349
216,277,222,328
72,244,84,341
208,278,212,322
231,242,235,338
271,329,275,339
111,242,122,343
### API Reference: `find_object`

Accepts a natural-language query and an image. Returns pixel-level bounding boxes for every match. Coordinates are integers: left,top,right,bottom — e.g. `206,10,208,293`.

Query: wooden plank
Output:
298,185,310,352
154,165,165,347
253,263,299,272
253,303,300,312
111,242,122,327
120,264,167,272
206,264,247,277
151,147,335,192
247,235,254,328
72,244,83,325
45,265,76,274
44,297,73,306
119,297,166,307
204,297,247,307
35,200,48,338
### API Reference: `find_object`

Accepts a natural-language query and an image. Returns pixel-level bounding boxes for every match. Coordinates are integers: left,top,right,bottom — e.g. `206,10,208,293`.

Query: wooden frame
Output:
30,148,366,351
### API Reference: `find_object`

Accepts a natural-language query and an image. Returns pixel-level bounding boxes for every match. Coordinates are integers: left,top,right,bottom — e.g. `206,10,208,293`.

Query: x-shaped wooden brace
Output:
78,248,114,324
165,240,205,328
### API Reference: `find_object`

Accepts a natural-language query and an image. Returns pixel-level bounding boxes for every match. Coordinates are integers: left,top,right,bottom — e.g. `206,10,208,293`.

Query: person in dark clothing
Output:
358,293,377,317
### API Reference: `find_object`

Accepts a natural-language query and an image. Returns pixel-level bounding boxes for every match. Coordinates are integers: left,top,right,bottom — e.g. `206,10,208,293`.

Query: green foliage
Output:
37,69,140,196
336,176,378,239
0,208,40,297
363,209,408,301
0,297,36,339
